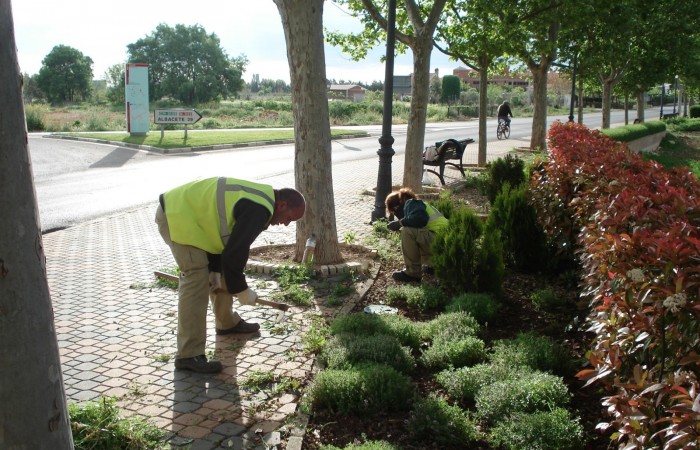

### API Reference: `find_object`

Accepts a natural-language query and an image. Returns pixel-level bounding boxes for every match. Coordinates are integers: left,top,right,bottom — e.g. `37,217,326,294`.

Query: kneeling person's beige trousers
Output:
400,227,434,278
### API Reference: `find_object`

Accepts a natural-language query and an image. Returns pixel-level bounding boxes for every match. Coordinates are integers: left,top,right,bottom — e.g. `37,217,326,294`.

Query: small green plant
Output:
319,334,416,373
488,408,585,450
489,332,574,376
330,312,423,349
273,263,314,288
272,283,313,306
343,230,357,244
69,397,166,450
301,315,331,354
25,105,46,131
320,440,401,450
240,369,301,395
445,292,500,323
475,371,571,423
155,266,180,289
385,284,448,312
153,353,171,363
419,335,487,370
304,364,415,415
436,363,532,403
421,311,480,342
408,394,483,446
530,287,566,312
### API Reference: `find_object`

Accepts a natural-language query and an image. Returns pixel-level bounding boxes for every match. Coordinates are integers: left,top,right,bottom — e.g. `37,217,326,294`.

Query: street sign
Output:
154,109,202,125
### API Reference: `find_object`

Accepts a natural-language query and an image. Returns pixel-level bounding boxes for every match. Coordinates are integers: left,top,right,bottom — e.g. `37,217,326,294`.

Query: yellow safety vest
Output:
164,177,275,253
425,203,448,232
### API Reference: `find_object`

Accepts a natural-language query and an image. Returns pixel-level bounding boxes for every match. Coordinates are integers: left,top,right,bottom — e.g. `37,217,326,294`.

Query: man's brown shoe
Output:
174,355,222,373
216,320,261,335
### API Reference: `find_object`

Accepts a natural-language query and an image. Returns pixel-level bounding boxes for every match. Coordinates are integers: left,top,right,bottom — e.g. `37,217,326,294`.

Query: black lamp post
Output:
371,0,396,222
673,75,679,115
659,83,665,119
568,50,577,123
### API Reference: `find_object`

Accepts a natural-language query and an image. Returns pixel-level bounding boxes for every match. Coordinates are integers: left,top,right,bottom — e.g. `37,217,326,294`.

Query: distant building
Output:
453,67,530,88
393,68,440,98
328,84,366,102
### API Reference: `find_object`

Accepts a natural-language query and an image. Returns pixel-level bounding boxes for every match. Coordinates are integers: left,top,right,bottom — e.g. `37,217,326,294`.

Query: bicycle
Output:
496,118,510,140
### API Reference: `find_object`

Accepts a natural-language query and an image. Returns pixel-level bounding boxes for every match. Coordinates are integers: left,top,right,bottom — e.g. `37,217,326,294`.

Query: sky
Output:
11,0,460,85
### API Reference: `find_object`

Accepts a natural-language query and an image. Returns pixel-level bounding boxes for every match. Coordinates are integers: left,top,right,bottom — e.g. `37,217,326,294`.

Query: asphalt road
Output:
29,108,659,232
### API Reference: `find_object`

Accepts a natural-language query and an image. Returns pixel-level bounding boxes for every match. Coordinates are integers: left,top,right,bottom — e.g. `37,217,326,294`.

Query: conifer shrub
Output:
475,371,571,423
484,154,526,204
431,207,483,292
408,394,483,446
319,334,416,374
487,183,548,272
304,364,414,415
475,223,505,295
488,408,585,450
427,190,459,219
445,292,500,324
329,313,422,349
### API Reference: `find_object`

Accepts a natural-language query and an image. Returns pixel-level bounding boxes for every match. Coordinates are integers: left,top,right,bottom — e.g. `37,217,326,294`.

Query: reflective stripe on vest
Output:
216,177,275,247
426,203,448,232
165,177,275,253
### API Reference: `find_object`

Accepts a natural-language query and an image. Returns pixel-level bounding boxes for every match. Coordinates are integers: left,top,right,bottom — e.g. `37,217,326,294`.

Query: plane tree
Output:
1,0,73,447
434,0,513,166
327,0,448,192
274,0,341,264
127,23,247,104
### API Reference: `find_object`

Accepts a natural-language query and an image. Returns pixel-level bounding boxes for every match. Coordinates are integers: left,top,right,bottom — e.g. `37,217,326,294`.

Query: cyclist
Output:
497,101,513,127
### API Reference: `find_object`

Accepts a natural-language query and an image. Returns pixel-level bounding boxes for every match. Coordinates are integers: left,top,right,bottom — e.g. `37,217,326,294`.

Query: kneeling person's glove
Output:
236,288,258,306
387,220,402,232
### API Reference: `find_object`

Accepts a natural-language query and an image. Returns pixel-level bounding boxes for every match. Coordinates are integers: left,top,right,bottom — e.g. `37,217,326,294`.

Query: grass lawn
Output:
59,128,366,149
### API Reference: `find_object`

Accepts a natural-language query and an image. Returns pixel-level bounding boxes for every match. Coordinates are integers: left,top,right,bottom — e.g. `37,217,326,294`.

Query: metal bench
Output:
422,138,475,185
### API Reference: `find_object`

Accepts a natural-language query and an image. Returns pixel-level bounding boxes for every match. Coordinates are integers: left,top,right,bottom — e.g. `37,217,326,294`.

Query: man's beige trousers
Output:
155,205,241,358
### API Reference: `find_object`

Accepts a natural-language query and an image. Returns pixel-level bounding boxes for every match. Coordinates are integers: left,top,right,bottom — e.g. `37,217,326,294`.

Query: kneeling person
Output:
385,188,448,283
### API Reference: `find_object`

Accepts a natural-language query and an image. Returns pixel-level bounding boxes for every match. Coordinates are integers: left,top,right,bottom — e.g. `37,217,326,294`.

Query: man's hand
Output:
236,288,258,306
208,272,222,293
387,220,402,232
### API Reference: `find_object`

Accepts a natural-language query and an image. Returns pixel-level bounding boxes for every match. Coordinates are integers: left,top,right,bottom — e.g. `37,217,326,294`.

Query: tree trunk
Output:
477,61,488,166
577,77,584,124
274,0,341,264
0,1,73,447
636,91,645,122
601,76,613,129
529,65,549,151
402,36,433,192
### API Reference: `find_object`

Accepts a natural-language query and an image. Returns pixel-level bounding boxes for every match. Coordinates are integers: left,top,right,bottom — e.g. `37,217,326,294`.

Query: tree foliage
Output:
327,0,449,192
36,45,93,104
126,23,247,104
441,75,460,103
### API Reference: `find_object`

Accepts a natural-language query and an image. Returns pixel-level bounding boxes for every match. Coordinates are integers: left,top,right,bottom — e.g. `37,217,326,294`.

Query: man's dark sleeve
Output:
222,199,271,294
401,199,429,228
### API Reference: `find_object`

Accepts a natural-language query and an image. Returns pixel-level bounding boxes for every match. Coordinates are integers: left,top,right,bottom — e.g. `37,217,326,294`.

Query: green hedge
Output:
601,120,666,142
690,105,700,118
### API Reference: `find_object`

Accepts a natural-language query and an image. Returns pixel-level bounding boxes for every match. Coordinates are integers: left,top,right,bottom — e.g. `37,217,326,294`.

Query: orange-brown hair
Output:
385,187,417,216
